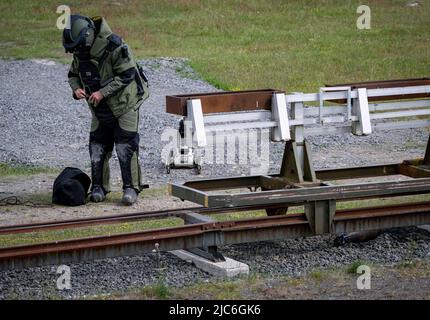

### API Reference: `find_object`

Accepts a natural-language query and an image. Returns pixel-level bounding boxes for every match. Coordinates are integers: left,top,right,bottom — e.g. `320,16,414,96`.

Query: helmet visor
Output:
62,15,94,53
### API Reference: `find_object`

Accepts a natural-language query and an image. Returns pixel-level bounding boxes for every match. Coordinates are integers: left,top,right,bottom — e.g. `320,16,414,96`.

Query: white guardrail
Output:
184,85,430,147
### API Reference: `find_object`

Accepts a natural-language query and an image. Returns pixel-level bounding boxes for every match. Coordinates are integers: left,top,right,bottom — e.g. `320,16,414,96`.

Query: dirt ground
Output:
0,173,196,226
113,259,430,300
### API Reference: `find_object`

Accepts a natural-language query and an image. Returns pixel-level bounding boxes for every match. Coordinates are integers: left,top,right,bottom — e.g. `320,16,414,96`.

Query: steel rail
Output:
0,203,291,235
0,206,202,235
1,201,430,271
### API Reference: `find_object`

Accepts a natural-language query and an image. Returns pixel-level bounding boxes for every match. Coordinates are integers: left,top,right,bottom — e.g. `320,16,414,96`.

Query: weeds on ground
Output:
346,260,367,274
153,243,171,299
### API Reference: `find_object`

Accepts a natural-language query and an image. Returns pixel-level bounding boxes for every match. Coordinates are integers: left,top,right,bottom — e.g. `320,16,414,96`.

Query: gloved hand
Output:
74,88,87,100
89,90,104,106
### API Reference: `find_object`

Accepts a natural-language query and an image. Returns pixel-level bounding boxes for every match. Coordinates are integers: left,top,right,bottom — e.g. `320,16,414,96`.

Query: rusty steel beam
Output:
1,202,430,271
166,89,284,116
0,214,308,271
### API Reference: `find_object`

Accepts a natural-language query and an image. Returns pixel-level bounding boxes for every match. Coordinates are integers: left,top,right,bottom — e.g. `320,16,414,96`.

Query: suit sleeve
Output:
68,57,82,99
99,45,136,98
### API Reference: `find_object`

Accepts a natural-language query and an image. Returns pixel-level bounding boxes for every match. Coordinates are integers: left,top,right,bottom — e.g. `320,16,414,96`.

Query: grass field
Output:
0,163,57,178
0,0,429,91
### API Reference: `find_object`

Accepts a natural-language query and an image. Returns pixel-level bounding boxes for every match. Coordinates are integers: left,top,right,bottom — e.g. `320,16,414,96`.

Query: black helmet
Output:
62,14,95,53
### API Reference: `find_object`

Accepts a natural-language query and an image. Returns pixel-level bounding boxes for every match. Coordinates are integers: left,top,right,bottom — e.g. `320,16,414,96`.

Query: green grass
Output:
1,0,429,91
0,217,183,247
346,260,368,274
0,163,57,178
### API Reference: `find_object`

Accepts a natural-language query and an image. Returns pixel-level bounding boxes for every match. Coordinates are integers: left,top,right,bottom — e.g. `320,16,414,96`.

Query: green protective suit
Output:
67,16,149,193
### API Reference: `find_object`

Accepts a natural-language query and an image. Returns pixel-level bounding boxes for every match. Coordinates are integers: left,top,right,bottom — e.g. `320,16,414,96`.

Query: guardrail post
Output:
280,95,316,183
352,88,372,135
271,93,291,141
180,211,225,262
187,99,207,147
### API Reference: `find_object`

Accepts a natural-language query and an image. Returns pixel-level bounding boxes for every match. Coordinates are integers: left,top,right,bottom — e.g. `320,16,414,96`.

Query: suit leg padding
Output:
114,125,142,192
89,125,114,193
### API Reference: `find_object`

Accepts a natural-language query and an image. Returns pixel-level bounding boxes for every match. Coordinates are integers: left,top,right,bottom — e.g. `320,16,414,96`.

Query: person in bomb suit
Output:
63,15,149,205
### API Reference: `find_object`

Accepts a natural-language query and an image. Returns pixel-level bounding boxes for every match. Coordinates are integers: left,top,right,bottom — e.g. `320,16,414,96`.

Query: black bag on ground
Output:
52,167,91,206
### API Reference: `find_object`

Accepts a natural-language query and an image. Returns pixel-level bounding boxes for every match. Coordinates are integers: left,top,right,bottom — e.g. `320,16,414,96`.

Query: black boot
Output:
122,187,137,205
90,185,106,203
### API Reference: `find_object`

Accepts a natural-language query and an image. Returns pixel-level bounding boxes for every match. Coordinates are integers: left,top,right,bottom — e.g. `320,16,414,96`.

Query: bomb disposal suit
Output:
63,15,149,204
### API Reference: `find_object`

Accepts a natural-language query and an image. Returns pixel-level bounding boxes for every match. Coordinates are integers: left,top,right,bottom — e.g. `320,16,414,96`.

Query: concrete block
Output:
170,250,249,278
418,225,430,233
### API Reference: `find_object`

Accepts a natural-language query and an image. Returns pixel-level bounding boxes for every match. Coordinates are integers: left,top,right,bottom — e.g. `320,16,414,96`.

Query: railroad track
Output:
1,201,430,271
0,203,290,235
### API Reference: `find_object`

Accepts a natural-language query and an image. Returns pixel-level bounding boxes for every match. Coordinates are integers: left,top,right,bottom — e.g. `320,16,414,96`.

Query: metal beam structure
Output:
170,170,430,208
166,81,430,147
168,82,430,236
166,89,284,116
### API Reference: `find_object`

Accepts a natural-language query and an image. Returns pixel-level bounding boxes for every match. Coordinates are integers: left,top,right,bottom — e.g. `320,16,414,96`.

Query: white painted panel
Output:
369,99,430,111
370,108,430,119
204,111,270,124
367,85,430,98
357,88,372,135
271,93,291,141
206,121,277,132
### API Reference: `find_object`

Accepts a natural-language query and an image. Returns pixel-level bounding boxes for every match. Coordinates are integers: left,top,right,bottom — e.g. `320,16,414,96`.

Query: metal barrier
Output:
178,85,430,147
167,81,430,221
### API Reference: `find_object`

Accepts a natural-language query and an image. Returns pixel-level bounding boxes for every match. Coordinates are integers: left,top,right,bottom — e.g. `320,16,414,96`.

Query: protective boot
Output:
122,187,137,205
90,185,106,202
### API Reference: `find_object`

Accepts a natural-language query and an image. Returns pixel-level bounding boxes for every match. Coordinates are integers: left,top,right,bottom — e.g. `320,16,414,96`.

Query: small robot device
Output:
164,119,202,174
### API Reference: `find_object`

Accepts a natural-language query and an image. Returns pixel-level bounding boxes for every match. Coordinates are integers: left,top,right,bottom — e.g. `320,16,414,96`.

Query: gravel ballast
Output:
0,226,429,299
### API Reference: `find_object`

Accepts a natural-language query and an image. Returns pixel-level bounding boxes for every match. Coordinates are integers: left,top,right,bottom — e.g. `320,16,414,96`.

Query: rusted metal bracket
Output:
179,211,225,262
305,200,336,235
